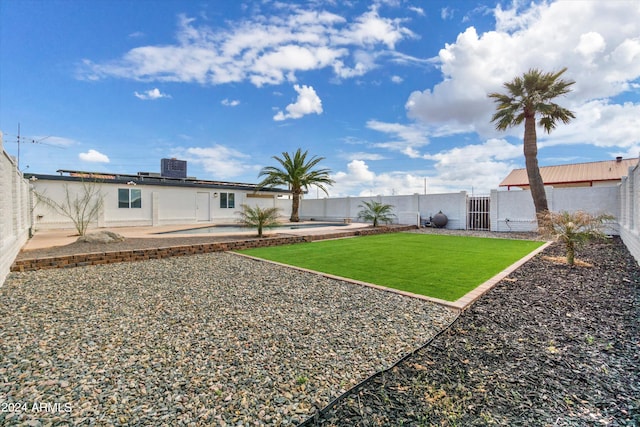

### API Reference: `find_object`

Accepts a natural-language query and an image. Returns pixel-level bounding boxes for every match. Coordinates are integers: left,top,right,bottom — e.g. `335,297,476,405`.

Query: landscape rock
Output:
1,252,455,425
77,230,125,244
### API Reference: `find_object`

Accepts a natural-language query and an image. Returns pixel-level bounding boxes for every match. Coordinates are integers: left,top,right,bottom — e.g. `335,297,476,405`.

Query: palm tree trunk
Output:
566,241,575,266
290,191,300,222
524,115,549,214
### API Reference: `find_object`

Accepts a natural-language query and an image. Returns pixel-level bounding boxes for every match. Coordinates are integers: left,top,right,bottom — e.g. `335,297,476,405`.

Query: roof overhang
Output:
25,172,293,194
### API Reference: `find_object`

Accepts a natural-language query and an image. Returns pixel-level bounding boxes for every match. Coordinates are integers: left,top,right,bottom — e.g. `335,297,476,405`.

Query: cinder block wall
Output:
0,134,31,285
300,192,468,229
619,163,640,264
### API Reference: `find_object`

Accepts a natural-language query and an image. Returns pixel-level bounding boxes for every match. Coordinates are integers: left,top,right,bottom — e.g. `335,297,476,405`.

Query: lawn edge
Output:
452,240,553,310
232,240,552,311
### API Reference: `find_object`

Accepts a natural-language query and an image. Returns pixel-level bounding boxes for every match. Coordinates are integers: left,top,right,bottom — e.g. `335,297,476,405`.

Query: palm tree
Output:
257,148,334,222
538,210,613,266
236,204,281,238
489,68,575,214
357,200,396,227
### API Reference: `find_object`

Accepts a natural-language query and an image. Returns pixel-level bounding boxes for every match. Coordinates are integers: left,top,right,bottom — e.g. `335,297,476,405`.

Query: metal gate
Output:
467,196,490,230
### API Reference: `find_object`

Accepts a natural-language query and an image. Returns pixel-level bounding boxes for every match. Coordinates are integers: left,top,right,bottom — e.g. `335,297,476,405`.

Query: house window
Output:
219,192,235,208
119,188,141,208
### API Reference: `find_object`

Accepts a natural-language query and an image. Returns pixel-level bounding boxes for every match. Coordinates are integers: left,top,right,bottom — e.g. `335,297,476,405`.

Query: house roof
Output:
25,169,293,194
499,157,638,189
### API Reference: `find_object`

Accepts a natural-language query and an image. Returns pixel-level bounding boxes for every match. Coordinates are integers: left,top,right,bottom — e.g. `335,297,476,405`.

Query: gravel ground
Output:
1,252,456,426
309,237,640,426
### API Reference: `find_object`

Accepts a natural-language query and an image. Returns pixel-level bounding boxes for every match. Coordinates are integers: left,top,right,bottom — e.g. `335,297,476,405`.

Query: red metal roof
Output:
499,157,638,188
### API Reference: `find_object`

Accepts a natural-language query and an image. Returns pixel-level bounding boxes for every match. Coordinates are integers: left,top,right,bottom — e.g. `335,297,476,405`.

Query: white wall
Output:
490,186,620,233
419,192,468,230
490,188,538,232
302,184,627,238
300,192,468,228
1,136,31,286
31,179,294,230
619,162,640,264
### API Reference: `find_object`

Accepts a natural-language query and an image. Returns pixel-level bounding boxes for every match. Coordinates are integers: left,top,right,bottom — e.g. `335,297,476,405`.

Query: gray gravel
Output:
1,252,456,426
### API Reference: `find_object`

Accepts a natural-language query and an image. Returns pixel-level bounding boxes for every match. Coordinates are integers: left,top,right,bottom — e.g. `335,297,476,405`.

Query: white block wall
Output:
490,188,538,232
1,136,31,286
300,192,468,229
619,163,640,264
491,186,620,233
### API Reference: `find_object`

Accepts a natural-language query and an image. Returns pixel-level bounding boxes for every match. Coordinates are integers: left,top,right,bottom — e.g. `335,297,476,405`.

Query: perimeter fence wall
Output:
300,192,468,230
302,186,620,234
618,162,640,263
490,186,620,234
0,134,32,285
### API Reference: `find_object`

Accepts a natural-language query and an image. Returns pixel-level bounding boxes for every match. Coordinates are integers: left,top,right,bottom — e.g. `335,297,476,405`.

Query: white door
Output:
196,192,210,221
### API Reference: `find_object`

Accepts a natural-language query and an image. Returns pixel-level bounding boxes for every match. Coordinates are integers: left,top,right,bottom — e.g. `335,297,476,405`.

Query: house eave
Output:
25,172,292,194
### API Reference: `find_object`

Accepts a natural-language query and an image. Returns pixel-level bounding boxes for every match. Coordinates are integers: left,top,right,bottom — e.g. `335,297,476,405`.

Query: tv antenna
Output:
12,123,58,170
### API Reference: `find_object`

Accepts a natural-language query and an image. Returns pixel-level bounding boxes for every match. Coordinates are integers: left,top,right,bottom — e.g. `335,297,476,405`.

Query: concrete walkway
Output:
21,222,371,250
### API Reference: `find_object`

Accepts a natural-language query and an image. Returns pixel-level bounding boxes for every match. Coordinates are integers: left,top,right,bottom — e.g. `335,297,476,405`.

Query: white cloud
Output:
574,32,606,58
366,120,429,158
172,144,258,179
333,8,415,49
79,6,418,87
391,75,403,83
221,98,240,107
539,100,640,149
273,84,323,121
405,1,640,145
328,139,522,197
330,159,433,197
79,149,110,163
36,136,78,147
422,139,521,193
340,151,386,161
134,88,171,100
441,7,453,20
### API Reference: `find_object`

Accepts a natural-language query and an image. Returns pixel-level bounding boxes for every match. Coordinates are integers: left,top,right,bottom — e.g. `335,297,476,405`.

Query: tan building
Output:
499,157,638,190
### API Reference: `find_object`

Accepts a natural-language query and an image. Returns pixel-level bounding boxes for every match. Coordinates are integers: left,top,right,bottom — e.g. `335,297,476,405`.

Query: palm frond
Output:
357,200,396,227
256,148,335,221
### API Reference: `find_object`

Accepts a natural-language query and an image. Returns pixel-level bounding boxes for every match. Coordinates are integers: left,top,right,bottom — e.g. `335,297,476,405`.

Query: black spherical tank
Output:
432,211,448,228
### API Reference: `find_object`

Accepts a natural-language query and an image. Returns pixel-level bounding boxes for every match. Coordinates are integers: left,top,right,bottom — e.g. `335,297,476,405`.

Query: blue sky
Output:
1,0,639,197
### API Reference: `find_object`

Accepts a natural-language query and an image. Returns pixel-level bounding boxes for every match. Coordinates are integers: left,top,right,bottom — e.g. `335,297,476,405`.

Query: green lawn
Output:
237,233,545,302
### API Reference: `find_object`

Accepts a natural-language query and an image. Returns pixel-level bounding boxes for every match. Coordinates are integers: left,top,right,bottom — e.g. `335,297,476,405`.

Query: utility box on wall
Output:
161,158,187,179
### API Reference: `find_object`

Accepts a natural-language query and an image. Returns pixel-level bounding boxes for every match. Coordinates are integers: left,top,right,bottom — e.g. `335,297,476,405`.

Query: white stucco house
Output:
26,167,293,231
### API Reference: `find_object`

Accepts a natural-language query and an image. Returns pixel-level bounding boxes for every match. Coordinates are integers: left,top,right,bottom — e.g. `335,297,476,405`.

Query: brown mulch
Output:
305,237,640,426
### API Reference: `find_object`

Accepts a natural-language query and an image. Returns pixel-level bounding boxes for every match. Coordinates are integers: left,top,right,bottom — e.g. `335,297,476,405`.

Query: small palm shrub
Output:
357,200,396,227
538,210,614,265
237,205,281,238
